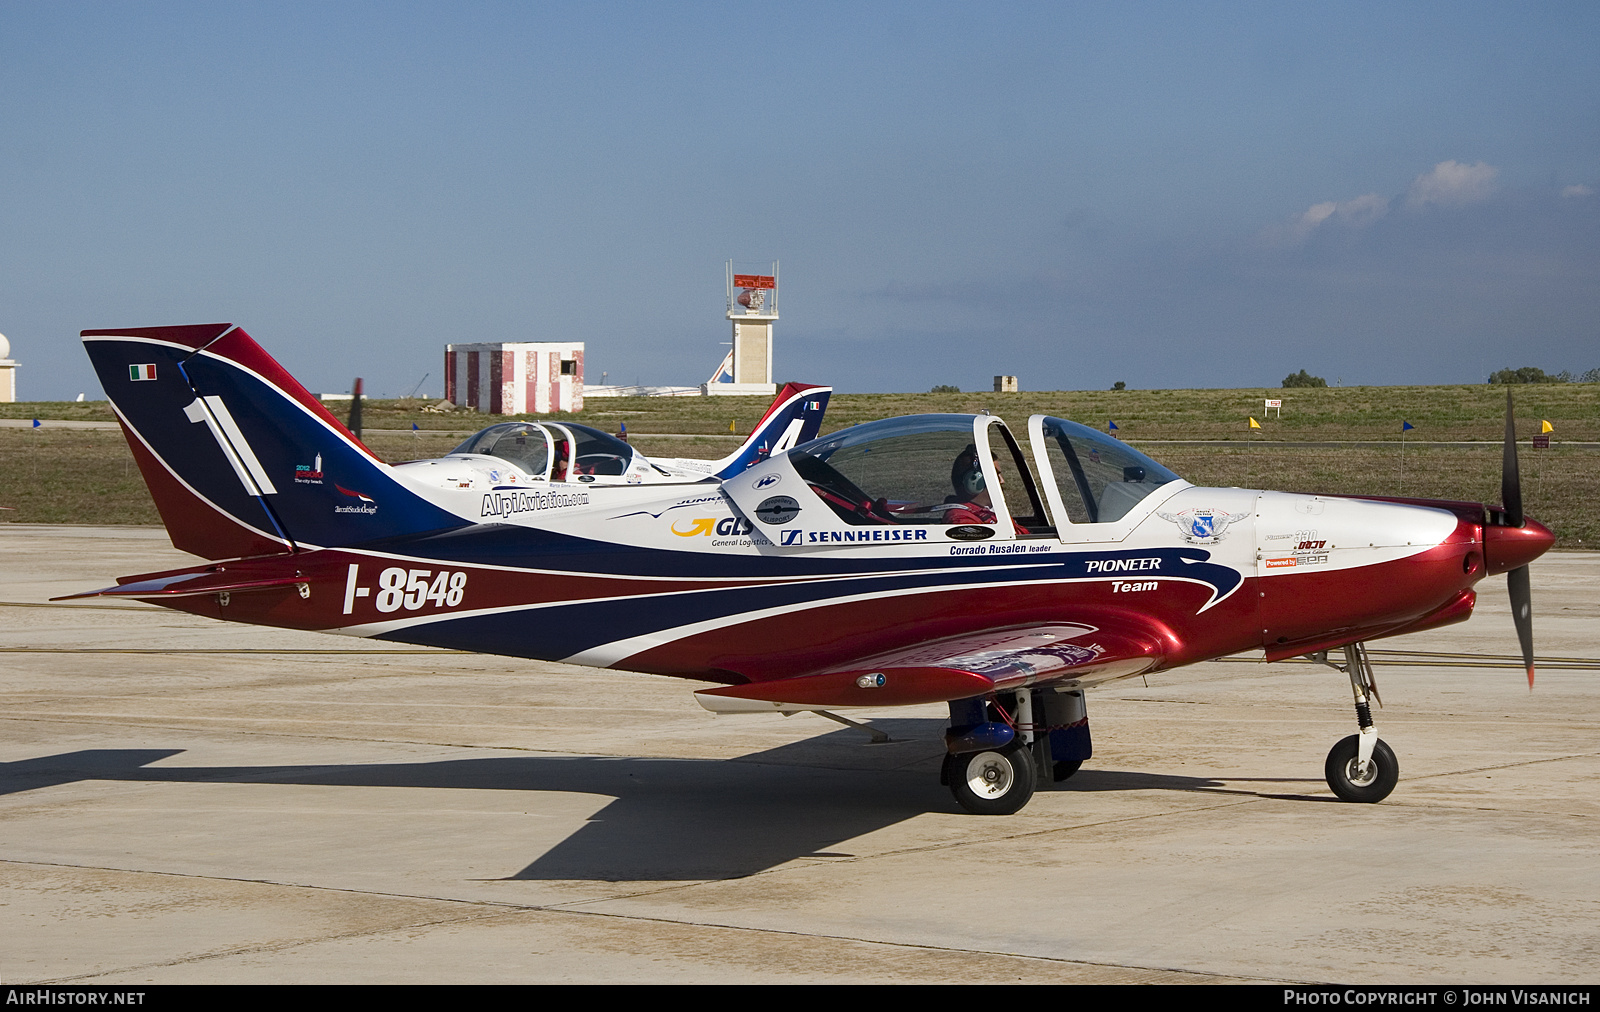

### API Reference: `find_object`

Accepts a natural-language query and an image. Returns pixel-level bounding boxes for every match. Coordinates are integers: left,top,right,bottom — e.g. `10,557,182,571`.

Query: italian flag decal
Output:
128,364,157,381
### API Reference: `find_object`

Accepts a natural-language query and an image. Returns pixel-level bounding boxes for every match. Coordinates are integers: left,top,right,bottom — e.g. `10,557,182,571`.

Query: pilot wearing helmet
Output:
946,444,1028,535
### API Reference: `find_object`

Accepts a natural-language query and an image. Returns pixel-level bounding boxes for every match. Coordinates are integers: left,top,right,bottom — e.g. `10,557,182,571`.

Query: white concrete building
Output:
0,333,17,403
445,342,584,415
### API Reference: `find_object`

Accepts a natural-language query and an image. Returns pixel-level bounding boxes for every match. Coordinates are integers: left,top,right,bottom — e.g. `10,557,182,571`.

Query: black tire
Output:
1053,759,1083,782
1324,734,1399,803
944,744,1037,815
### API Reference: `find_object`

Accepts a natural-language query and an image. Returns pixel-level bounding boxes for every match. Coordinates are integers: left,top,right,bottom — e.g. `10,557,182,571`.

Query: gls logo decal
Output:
673,517,755,537
752,473,782,490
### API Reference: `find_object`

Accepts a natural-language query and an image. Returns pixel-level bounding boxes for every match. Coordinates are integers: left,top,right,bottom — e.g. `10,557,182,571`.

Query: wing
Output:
693,620,1164,713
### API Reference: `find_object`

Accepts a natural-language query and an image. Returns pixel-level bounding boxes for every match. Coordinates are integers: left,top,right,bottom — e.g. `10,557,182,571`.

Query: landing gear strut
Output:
1313,642,1399,803
941,689,1093,815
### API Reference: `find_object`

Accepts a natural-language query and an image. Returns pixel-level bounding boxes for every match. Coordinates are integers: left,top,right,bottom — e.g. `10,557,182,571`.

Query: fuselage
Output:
141,414,1532,691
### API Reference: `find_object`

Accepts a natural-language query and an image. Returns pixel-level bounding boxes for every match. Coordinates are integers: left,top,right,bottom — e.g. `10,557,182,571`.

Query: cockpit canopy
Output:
789,415,990,525
785,413,1180,529
449,421,637,480
1034,416,1180,523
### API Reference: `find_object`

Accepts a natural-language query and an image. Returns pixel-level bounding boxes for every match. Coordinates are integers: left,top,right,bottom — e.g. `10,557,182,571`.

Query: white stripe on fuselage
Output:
331,560,1065,637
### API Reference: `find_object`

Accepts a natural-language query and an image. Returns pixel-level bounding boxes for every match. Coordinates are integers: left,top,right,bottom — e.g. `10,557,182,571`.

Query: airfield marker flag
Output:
1401,421,1414,489
1535,419,1552,449
1248,417,1260,429
1108,420,1118,438
31,418,39,428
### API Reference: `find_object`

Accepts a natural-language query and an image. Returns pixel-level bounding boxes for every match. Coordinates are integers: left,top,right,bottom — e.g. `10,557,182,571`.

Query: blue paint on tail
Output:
85,326,468,556
709,383,832,479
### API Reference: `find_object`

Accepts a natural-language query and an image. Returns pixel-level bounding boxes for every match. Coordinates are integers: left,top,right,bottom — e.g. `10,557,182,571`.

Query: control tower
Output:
705,260,778,396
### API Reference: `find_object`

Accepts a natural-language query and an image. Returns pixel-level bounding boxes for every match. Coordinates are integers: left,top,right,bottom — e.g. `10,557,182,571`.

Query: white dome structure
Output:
0,332,16,402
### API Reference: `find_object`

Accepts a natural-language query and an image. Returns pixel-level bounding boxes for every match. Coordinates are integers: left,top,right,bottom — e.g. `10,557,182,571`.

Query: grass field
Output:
2,384,1595,546
6,381,1598,440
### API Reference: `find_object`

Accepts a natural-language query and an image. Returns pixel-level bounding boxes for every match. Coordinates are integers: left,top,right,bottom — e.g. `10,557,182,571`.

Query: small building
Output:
0,333,16,402
445,342,583,415
994,375,1019,393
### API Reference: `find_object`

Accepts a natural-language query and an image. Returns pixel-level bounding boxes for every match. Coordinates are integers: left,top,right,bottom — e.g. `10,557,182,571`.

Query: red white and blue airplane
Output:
66,323,1555,815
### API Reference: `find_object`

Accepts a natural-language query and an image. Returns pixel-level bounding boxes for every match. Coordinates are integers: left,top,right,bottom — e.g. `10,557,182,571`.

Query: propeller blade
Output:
1501,389,1523,527
1508,564,1535,688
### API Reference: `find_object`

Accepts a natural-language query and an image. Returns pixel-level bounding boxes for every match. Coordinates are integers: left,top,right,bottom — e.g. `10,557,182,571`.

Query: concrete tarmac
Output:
2,524,1597,984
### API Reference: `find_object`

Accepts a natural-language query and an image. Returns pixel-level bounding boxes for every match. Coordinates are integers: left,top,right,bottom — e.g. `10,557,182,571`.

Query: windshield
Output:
451,421,636,480
450,423,551,475
1037,417,1180,523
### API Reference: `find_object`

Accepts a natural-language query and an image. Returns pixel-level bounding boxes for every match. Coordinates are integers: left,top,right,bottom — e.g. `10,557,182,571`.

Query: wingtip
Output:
1527,665,1536,690
48,589,109,601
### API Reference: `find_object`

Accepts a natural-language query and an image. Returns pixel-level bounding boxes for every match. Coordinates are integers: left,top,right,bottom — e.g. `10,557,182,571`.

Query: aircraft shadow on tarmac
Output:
0,723,1325,881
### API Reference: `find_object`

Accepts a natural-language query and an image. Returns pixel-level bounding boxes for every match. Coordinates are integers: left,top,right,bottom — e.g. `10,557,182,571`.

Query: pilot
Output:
946,444,1028,534
551,438,571,482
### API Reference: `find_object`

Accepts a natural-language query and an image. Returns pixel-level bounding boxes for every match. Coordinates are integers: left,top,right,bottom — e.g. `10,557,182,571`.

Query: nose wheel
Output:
1325,734,1399,802
1313,642,1400,803
943,743,1037,815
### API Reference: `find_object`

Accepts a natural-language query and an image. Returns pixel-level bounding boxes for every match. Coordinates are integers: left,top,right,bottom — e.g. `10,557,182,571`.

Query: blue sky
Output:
2,2,1596,398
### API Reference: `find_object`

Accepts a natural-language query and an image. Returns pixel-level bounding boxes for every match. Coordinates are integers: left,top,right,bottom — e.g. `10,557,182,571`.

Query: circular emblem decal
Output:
946,525,994,541
577,474,597,483
752,473,783,491
754,495,801,525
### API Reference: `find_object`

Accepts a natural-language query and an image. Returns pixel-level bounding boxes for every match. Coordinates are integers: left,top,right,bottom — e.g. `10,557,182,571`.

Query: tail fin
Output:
84,324,466,559
709,383,832,479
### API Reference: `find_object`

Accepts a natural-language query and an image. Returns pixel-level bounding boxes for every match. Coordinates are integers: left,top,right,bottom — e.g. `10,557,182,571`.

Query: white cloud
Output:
1328,192,1389,225
1278,192,1389,243
1406,160,1498,208
1562,184,1594,198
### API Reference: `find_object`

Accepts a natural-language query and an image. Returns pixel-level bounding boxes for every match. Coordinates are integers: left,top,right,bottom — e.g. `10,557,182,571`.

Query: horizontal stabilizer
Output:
53,566,308,601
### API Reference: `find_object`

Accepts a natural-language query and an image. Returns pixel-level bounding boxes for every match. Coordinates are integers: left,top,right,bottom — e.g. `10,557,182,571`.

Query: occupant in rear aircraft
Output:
945,444,1028,535
551,438,571,482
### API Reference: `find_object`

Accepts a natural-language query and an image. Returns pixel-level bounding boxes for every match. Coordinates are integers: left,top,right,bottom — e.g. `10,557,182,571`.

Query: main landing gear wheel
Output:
944,743,1037,815
1324,734,1399,803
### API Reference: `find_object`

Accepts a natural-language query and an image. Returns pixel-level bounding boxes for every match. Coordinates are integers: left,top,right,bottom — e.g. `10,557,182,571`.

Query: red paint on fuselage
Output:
1260,515,1483,651
622,573,1256,683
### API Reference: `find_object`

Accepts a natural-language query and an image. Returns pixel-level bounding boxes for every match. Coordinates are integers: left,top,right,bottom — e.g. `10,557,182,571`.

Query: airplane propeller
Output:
1500,390,1536,688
